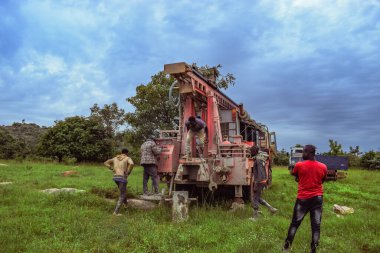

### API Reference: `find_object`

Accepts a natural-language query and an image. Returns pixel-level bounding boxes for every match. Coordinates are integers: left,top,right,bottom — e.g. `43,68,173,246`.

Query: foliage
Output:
360,151,380,170
89,103,126,138
0,122,47,158
37,116,112,162
0,128,22,159
192,63,236,90
125,72,178,150
273,148,289,166
1,162,380,253
327,139,344,156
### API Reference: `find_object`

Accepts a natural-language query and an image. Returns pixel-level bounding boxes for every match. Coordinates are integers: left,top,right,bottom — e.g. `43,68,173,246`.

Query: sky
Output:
0,0,379,152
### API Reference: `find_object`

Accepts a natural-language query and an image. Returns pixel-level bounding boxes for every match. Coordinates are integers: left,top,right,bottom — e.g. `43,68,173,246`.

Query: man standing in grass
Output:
250,146,278,221
104,148,134,215
283,145,327,253
140,136,161,195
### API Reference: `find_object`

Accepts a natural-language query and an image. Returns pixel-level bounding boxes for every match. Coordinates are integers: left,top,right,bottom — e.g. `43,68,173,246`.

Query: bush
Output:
348,154,361,167
273,149,289,166
360,151,380,170
62,156,77,165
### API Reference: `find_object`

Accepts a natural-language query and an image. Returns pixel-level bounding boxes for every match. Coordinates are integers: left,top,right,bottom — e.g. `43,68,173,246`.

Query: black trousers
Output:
252,183,270,210
285,196,323,248
142,164,159,194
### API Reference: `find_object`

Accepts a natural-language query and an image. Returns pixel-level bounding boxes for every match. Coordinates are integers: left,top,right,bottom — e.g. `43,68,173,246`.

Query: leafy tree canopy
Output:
90,103,126,138
192,63,236,90
38,116,112,162
0,128,22,159
124,72,178,148
327,139,344,156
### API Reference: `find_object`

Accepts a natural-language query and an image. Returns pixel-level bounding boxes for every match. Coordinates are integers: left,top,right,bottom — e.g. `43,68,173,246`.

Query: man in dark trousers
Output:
140,136,161,195
250,146,278,221
283,145,327,253
104,148,134,215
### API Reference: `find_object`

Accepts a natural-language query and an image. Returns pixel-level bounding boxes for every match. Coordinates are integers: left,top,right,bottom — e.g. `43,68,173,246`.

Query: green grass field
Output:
1,161,379,253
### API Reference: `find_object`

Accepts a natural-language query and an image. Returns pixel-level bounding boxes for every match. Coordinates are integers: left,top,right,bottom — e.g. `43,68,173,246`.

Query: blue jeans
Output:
113,179,127,213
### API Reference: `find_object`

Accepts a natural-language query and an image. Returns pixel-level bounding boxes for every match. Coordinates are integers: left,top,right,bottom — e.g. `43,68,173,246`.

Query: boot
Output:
261,199,278,214
282,240,291,252
310,243,318,253
249,210,260,221
113,200,123,215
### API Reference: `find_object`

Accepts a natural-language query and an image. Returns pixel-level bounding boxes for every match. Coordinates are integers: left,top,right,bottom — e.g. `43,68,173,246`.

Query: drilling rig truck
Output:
154,62,277,203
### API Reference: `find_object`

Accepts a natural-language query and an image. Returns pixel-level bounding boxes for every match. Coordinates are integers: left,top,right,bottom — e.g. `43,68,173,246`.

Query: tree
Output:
125,71,179,147
0,128,20,159
192,63,236,90
38,116,112,162
360,151,380,170
89,103,126,138
349,146,361,156
327,139,343,156
273,149,289,166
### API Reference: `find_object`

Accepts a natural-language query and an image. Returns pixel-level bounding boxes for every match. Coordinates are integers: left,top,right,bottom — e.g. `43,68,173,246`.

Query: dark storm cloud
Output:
0,0,379,152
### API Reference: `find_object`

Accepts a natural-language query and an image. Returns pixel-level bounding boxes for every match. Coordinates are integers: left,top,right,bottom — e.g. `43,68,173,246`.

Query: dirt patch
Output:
90,187,136,199
62,170,80,177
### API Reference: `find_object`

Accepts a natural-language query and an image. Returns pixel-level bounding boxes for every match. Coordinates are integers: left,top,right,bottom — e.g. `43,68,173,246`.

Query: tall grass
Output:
0,161,379,253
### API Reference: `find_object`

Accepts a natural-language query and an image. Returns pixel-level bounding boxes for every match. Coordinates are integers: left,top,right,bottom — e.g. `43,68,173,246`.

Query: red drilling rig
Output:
156,62,277,203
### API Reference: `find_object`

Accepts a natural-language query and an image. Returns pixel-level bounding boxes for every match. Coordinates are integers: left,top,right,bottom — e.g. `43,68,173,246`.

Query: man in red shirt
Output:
283,145,327,253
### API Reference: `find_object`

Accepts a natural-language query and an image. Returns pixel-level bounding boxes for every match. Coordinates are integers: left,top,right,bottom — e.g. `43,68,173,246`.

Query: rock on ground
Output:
40,188,85,194
0,182,13,185
128,199,157,210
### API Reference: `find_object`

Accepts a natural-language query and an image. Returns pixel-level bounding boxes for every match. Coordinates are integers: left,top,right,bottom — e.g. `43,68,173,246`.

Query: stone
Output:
0,181,13,185
41,188,85,194
172,191,189,222
127,199,157,210
333,204,354,215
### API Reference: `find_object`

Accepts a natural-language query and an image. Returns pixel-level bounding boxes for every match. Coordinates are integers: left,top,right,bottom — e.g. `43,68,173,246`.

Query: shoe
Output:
113,212,122,216
269,207,278,214
282,240,291,252
310,243,318,253
249,210,260,221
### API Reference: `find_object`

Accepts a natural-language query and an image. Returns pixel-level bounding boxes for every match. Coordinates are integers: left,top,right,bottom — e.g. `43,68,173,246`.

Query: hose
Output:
168,80,180,107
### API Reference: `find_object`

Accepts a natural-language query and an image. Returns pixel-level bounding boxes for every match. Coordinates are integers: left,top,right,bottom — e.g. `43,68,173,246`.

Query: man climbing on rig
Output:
183,116,208,159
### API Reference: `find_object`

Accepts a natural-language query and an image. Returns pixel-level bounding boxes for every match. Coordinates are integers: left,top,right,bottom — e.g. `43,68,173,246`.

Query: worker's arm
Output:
292,163,300,182
104,159,113,170
127,158,134,175
151,143,161,156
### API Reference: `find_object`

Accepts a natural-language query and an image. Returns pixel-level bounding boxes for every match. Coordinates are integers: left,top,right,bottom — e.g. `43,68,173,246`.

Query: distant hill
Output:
0,122,48,153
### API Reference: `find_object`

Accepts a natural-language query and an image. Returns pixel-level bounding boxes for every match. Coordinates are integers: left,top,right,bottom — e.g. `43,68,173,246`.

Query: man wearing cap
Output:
282,145,327,253
104,148,134,215
140,136,161,195
184,116,208,158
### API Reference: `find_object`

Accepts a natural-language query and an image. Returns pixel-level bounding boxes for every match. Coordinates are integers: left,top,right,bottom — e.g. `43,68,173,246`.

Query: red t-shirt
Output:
293,160,327,199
